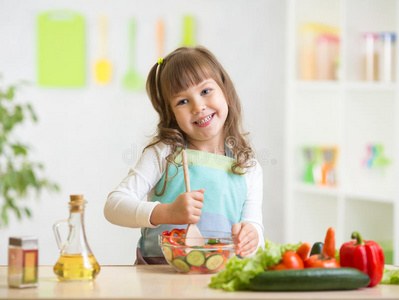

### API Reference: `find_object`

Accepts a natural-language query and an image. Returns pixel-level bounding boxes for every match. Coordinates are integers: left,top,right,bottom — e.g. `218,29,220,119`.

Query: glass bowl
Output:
158,233,238,274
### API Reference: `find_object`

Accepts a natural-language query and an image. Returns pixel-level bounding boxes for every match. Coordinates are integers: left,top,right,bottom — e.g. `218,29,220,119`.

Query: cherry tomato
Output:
271,250,304,270
189,266,202,273
271,263,289,270
221,250,231,259
305,254,340,268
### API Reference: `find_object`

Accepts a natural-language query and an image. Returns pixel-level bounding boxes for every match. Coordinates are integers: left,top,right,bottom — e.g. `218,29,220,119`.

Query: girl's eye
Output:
201,89,211,96
177,99,188,106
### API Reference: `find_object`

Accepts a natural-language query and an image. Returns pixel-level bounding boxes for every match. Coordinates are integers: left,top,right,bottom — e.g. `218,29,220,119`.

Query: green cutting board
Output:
37,11,86,87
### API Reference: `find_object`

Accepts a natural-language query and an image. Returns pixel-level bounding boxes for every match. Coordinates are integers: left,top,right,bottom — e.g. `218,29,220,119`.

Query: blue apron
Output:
137,148,247,261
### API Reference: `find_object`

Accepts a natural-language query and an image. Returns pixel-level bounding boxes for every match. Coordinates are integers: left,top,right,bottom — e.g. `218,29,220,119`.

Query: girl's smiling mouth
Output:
193,113,215,126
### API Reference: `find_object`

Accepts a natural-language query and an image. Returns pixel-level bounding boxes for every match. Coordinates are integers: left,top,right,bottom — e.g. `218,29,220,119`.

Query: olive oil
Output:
53,195,100,281
53,254,100,281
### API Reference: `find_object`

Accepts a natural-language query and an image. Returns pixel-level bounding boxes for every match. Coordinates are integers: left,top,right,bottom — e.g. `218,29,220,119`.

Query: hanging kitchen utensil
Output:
94,14,112,84
182,150,204,246
37,10,86,87
156,18,165,59
182,15,195,46
123,19,143,91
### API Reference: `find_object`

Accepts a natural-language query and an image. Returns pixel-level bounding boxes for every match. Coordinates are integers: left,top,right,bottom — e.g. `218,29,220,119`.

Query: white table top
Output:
1,265,399,300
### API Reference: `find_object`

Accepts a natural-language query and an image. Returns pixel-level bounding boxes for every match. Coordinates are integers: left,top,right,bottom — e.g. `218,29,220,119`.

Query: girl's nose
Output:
192,99,206,114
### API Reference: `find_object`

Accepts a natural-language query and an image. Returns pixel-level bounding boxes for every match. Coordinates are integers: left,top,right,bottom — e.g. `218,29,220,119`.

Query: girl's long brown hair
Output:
145,46,254,195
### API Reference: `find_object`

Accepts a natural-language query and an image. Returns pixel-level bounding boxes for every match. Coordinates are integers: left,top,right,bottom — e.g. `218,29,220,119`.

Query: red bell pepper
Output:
162,229,186,245
339,232,385,287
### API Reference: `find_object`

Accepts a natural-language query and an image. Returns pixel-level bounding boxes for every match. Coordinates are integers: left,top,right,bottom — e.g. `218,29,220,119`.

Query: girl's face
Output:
169,78,228,148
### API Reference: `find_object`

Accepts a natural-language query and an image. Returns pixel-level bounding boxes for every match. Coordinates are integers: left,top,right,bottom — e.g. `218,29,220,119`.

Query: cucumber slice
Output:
186,250,205,267
205,254,225,271
207,238,221,245
162,246,173,262
173,257,190,273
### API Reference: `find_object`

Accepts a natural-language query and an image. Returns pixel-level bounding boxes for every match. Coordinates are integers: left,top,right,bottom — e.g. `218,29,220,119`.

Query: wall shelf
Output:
294,183,340,197
285,0,398,265
294,81,342,91
344,82,397,91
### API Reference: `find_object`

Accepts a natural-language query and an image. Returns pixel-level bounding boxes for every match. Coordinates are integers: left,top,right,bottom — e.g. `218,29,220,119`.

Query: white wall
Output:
0,0,286,265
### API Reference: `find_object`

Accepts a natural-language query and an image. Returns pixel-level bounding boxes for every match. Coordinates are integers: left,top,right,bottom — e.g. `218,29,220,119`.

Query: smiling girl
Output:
104,46,264,265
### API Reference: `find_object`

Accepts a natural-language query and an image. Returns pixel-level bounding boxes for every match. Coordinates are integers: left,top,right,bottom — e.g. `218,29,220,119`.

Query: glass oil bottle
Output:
53,195,100,281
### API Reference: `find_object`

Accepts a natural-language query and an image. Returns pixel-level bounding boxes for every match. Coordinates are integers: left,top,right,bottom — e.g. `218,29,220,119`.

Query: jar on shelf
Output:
379,32,396,82
300,24,317,80
299,23,340,81
362,33,379,81
316,34,340,80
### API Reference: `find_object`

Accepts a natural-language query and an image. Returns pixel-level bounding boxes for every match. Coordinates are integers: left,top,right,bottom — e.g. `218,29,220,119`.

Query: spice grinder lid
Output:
9,236,38,248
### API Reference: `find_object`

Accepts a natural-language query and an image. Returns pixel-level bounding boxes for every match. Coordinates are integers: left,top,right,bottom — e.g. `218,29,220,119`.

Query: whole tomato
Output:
271,250,304,270
305,254,340,268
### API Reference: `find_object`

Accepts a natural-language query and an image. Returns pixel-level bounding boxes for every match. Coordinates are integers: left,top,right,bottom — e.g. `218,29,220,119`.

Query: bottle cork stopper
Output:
70,194,84,202
69,194,86,213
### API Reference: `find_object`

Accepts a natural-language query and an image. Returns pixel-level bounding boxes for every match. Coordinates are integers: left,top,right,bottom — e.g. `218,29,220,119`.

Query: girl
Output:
104,46,264,265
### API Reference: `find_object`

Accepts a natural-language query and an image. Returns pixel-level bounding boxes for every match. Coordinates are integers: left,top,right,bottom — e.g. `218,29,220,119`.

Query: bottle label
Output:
8,248,23,287
23,250,38,284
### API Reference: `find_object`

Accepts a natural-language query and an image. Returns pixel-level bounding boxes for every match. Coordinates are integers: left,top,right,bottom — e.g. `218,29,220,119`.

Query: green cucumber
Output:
172,257,190,273
249,268,370,291
310,242,324,256
162,246,173,262
186,250,205,267
205,254,225,271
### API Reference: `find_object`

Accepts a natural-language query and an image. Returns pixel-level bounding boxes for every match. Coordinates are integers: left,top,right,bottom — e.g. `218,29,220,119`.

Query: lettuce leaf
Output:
381,267,399,285
208,239,301,291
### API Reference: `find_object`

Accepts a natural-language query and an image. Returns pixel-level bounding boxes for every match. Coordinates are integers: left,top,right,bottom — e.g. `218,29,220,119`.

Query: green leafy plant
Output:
0,79,59,227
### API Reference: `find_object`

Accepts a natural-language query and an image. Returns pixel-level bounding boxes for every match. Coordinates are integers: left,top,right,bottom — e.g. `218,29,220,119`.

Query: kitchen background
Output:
0,0,286,265
0,0,398,266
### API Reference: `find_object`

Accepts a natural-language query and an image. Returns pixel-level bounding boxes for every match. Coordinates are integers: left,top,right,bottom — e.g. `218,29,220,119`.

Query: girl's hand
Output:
168,189,205,224
231,222,259,257
150,189,205,225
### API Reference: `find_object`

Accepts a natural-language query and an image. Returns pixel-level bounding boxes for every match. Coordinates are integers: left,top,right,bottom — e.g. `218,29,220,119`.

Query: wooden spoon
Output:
181,150,204,246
